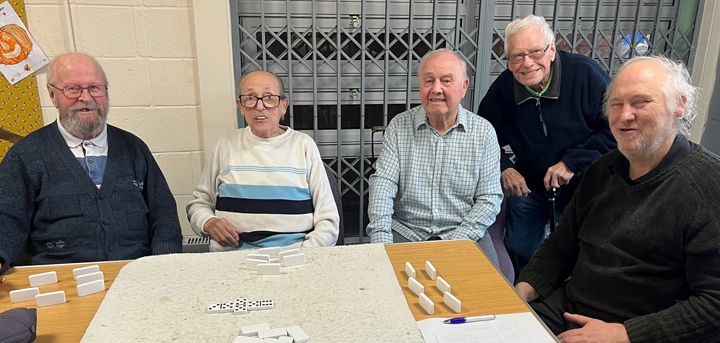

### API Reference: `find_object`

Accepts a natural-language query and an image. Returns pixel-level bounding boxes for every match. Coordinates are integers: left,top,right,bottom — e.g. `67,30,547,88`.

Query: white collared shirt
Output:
57,116,109,188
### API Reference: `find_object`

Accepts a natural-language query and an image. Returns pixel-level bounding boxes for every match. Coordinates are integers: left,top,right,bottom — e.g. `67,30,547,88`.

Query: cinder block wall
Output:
26,0,203,235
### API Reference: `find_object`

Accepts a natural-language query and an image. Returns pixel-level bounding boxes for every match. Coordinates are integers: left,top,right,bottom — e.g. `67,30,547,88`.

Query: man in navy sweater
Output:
478,14,616,275
0,53,182,275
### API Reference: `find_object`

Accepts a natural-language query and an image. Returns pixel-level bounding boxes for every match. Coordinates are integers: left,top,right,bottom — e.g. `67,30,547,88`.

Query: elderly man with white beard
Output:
0,53,181,275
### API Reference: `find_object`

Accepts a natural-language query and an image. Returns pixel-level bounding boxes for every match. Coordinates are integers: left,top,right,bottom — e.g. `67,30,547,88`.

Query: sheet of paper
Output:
417,312,558,343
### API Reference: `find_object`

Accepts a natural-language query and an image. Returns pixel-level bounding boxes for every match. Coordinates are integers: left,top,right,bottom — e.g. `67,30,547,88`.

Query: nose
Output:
521,55,534,68
78,88,93,102
431,80,443,94
254,99,266,110
616,104,635,122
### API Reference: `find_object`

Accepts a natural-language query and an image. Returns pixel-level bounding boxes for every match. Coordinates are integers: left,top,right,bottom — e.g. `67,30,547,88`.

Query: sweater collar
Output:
413,105,468,133
514,51,562,105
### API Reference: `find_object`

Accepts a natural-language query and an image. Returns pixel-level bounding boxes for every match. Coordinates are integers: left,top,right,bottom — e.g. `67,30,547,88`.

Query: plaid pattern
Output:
367,105,503,243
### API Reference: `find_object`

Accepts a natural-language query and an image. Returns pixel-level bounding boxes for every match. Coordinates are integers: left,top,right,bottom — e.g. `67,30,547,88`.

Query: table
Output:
0,241,545,342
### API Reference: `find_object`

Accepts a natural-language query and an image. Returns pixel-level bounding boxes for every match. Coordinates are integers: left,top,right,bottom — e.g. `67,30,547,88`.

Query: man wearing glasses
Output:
0,53,182,275
478,14,616,276
187,70,339,251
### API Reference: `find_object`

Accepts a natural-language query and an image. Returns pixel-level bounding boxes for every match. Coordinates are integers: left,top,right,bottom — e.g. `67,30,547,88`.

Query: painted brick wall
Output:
26,0,202,235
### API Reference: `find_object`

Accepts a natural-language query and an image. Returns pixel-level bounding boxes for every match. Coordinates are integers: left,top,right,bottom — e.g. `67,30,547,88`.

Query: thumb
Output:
564,312,592,326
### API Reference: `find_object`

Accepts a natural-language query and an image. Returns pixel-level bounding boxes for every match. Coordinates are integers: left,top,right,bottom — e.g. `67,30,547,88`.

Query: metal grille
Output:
232,0,702,243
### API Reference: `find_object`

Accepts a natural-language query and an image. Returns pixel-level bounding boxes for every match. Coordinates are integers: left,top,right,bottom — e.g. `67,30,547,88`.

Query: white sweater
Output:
186,127,339,248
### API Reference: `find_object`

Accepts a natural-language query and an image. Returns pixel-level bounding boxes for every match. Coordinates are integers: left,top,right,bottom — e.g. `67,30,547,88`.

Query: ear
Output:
461,78,470,98
279,97,290,114
674,95,687,118
549,42,557,61
47,84,59,108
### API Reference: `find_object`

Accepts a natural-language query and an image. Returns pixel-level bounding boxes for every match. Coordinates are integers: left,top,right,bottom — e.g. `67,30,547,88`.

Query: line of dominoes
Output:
246,248,307,275
404,261,462,314
207,298,276,315
9,264,106,308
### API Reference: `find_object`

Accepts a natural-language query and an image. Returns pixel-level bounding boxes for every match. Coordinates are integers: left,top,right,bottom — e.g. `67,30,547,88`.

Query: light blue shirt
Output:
367,105,503,244
57,117,108,188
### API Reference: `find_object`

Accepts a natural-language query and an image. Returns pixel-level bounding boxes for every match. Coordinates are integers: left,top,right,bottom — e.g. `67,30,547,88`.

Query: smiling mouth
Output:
429,99,445,102
520,69,540,76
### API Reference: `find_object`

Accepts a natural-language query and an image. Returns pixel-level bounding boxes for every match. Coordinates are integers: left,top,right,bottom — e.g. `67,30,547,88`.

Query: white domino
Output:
35,291,66,307
29,271,58,287
259,247,281,259
241,323,271,336
257,327,287,339
9,287,39,303
72,265,100,280
419,293,435,314
286,325,310,343
234,298,248,315
257,263,281,275
425,261,437,280
278,249,300,262
282,253,306,267
233,337,263,343
76,271,104,285
77,279,106,297
405,262,416,279
248,300,275,311
408,277,424,296
276,337,293,343
261,338,278,343
436,276,451,294
444,291,462,313
247,254,271,263
207,302,234,314
247,258,269,270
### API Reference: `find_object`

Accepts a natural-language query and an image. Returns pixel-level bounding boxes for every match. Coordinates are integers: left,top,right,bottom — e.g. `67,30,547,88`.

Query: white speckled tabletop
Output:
80,244,424,343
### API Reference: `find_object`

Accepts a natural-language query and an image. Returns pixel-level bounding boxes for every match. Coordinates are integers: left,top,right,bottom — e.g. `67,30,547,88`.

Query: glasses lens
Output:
64,86,82,97
240,96,257,107
529,50,544,60
88,86,106,97
263,96,280,108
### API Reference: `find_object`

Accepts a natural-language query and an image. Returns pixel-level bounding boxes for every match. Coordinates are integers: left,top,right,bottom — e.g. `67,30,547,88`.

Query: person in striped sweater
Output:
187,71,339,251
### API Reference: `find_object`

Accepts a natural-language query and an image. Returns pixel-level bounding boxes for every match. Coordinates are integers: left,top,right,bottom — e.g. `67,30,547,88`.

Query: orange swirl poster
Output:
0,0,43,162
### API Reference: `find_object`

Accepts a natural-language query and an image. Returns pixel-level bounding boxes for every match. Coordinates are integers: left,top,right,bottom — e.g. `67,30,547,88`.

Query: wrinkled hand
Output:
557,313,630,343
203,217,243,247
501,168,531,197
544,161,574,190
514,281,540,302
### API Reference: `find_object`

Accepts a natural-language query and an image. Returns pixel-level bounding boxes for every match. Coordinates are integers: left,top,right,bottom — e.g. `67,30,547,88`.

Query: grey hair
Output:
47,52,107,86
504,14,556,55
418,48,469,81
238,70,286,99
604,55,698,137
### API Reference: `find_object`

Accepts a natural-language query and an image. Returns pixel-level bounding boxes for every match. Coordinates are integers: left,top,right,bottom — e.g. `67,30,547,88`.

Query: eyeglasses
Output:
49,84,108,98
508,44,551,64
238,95,285,108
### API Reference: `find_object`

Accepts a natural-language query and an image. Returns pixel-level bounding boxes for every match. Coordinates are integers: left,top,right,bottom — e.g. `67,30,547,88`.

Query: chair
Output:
324,165,345,245
487,198,515,284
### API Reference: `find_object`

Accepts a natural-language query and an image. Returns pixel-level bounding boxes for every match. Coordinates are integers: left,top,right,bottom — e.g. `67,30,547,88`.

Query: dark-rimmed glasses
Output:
49,84,108,98
508,44,551,64
238,95,285,108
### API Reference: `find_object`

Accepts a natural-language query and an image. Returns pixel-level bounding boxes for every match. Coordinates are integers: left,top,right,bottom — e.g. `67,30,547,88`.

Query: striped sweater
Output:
186,127,339,249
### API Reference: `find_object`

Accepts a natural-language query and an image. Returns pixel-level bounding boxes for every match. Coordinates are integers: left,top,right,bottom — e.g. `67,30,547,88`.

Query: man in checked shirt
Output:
367,49,503,266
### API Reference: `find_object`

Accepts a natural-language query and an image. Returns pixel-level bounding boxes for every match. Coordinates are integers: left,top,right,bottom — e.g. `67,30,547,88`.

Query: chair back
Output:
323,165,345,245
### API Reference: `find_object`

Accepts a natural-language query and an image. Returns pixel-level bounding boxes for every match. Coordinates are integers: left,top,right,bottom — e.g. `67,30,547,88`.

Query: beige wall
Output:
26,0,203,235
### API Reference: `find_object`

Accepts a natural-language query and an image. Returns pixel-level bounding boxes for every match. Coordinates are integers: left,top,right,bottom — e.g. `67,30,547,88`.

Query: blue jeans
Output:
505,192,565,276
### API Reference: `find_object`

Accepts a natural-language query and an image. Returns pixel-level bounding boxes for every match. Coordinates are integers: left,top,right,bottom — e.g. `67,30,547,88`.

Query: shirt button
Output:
88,158,94,163
101,220,109,226
97,194,104,200
106,246,114,252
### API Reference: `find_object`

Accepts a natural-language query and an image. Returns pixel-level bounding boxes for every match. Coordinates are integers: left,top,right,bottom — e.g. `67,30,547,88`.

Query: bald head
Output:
47,53,107,87
238,70,286,99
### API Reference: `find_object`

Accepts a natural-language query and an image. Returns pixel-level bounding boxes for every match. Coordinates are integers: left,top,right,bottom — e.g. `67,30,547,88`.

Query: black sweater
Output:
518,146,720,343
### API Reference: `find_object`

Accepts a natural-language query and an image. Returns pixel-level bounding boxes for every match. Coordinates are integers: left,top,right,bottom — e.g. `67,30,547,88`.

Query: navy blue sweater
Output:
478,51,616,203
0,122,182,274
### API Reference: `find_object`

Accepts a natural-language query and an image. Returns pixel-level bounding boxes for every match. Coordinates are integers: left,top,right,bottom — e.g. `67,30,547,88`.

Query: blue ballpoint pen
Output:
443,314,496,324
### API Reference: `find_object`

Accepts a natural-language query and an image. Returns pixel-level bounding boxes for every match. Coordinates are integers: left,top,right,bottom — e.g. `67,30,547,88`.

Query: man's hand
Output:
515,281,540,302
501,168,531,197
544,161,574,190
203,217,242,247
557,313,631,343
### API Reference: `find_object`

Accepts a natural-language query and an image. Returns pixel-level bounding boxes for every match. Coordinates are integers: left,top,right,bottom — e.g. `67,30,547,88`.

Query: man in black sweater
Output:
516,56,720,343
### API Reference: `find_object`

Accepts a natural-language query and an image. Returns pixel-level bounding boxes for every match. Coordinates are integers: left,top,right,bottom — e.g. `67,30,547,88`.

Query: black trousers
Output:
529,285,583,336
